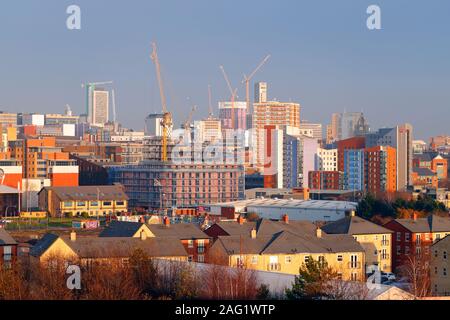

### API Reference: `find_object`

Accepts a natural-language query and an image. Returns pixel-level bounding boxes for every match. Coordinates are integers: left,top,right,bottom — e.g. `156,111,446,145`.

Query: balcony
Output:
267,263,281,272
198,247,205,254
381,254,390,260
381,240,390,246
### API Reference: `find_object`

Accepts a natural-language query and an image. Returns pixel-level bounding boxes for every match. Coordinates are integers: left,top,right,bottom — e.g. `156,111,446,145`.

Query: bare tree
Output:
400,252,431,298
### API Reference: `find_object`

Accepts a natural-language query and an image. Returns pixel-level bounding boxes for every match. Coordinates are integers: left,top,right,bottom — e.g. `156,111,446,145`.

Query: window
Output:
435,267,438,275
188,255,193,262
318,256,325,266
197,255,205,263
90,201,99,207
397,246,401,255
435,250,439,258
77,201,86,207
444,268,448,277
405,246,410,254
197,240,205,253
405,233,411,242
285,256,292,264
116,201,125,206
187,240,194,248
337,255,343,262
103,201,112,206
351,273,358,281
251,256,258,265
304,256,310,263
444,251,448,260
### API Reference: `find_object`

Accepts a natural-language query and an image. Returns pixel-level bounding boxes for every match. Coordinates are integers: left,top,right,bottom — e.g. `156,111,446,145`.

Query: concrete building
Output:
253,100,301,167
366,124,413,191
0,112,18,127
254,82,267,104
22,114,45,126
328,112,369,142
299,121,323,141
365,146,397,194
316,148,338,171
218,101,247,130
343,149,365,192
89,89,109,125
194,118,222,143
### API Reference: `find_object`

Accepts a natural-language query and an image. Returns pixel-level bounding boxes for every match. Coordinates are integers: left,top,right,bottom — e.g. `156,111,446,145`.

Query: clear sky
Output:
0,0,449,139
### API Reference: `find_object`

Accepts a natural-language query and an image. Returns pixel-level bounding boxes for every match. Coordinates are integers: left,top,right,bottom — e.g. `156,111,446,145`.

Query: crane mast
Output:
243,55,271,125
151,42,172,162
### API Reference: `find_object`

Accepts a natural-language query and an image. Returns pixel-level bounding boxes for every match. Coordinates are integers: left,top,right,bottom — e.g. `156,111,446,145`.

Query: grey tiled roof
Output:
0,229,18,246
216,230,363,256
30,233,188,259
394,215,450,233
147,223,209,240
41,185,129,201
322,216,393,235
99,220,146,238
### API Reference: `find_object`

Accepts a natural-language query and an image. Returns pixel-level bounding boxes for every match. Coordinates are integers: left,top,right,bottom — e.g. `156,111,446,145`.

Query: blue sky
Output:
0,0,449,139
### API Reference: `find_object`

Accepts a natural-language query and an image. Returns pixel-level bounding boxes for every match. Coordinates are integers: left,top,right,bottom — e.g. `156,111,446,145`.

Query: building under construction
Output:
108,160,244,210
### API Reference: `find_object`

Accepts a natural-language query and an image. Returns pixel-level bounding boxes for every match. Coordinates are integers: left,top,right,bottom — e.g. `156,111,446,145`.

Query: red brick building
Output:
383,215,450,271
308,171,343,190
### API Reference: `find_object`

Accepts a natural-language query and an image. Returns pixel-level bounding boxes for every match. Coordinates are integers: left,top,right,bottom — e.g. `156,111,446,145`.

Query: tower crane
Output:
208,85,213,118
242,54,271,119
219,65,238,129
150,42,172,162
183,105,197,130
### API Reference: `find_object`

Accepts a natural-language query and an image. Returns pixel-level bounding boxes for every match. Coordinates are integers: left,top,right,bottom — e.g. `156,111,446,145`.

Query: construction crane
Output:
150,42,172,162
208,85,213,117
81,81,113,117
183,105,197,129
242,54,271,117
219,65,238,129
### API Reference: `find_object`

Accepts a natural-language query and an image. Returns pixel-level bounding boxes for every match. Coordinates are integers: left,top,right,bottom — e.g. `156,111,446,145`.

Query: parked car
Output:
381,272,396,281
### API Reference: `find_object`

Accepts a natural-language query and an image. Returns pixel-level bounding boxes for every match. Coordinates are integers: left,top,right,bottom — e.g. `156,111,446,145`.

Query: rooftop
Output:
210,198,357,211
0,228,17,246
40,185,129,201
322,216,393,235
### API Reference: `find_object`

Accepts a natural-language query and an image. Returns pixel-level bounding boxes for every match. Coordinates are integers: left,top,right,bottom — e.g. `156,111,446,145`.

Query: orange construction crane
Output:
150,42,173,162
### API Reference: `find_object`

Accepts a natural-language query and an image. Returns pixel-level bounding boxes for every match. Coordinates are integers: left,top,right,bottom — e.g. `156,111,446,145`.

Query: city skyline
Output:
1,0,449,140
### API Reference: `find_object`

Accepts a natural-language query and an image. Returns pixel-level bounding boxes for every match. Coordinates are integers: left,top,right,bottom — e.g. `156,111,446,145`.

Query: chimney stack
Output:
413,213,418,221
251,229,257,239
316,228,323,238
70,231,77,242
282,214,289,224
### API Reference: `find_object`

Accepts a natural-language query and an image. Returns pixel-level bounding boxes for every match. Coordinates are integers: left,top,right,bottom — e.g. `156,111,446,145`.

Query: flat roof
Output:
209,198,357,210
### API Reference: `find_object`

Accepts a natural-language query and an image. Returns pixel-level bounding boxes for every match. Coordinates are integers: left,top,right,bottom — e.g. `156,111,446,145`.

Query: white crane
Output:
219,65,238,129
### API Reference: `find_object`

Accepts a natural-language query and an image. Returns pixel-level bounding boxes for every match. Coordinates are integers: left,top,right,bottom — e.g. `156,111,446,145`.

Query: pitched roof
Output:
99,220,149,238
41,185,129,201
0,228,18,245
31,234,188,259
30,233,59,257
216,231,363,256
322,216,393,235
147,223,210,240
414,152,438,162
394,215,450,233
0,185,20,194
413,167,436,177
212,219,317,237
